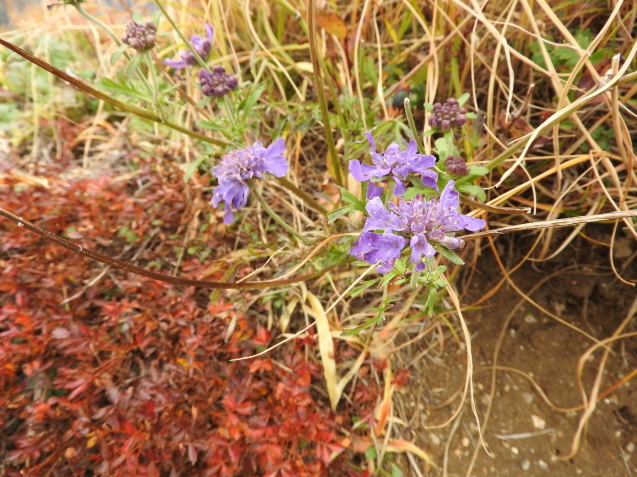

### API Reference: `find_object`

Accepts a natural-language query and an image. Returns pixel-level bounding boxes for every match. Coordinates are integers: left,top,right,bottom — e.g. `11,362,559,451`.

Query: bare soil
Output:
407,227,637,476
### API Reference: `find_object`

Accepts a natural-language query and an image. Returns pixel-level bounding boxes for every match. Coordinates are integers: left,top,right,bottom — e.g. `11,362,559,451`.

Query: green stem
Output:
74,2,154,96
307,0,344,187
276,177,328,216
251,186,313,246
144,53,161,114
154,0,211,72
404,98,425,154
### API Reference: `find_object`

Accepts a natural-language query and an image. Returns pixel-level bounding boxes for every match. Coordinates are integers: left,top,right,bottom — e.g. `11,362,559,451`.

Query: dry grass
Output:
1,0,636,475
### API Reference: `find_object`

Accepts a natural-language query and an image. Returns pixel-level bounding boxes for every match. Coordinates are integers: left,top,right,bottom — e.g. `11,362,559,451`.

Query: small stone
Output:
429,433,441,446
524,314,537,324
626,442,635,453
532,415,546,430
522,393,534,404
462,437,470,447
511,446,519,455
522,460,530,470
538,460,549,470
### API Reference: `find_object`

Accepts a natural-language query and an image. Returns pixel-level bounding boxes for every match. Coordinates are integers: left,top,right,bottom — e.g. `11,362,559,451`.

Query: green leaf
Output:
327,206,354,223
95,77,152,103
132,11,144,24
433,244,465,265
457,183,486,202
423,102,434,113
468,165,489,176
391,463,404,477
239,85,265,119
110,44,128,65
197,96,214,107
126,53,143,76
457,92,470,106
151,10,162,28
182,156,208,183
337,186,366,212
465,111,477,120
198,119,229,131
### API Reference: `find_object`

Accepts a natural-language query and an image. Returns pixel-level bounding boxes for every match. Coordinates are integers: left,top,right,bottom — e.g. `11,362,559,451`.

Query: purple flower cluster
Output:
349,132,438,198
121,20,157,52
444,155,470,176
165,24,214,70
428,98,468,130
211,139,288,224
199,66,239,98
350,181,486,273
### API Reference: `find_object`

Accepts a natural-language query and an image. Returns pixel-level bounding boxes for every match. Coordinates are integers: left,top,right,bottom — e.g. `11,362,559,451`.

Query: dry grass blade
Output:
306,291,339,411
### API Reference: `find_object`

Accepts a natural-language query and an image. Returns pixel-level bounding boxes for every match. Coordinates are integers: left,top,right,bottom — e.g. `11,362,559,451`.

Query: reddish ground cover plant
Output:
0,160,373,476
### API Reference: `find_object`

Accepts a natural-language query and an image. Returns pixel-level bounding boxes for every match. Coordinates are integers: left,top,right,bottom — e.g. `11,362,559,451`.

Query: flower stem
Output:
154,0,211,72
404,98,425,155
251,186,313,246
276,177,327,216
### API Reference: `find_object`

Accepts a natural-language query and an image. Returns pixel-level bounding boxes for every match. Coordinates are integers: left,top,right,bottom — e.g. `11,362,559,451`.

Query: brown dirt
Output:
403,226,637,476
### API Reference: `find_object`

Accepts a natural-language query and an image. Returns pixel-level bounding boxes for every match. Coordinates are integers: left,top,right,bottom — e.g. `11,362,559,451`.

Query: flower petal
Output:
204,23,214,41
459,214,486,232
349,160,377,182
366,181,383,200
440,180,460,208
350,232,405,273
420,170,439,191
409,234,436,270
393,179,406,197
363,197,392,232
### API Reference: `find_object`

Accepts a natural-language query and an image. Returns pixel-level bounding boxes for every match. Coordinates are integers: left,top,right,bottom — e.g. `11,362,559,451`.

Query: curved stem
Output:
307,0,344,187
0,207,331,289
251,186,313,246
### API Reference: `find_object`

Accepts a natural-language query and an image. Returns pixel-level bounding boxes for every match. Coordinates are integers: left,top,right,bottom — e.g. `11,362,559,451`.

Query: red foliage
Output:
0,164,373,476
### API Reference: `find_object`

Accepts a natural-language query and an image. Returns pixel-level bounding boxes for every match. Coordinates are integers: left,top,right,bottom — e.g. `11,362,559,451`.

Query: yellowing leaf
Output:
316,12,347,40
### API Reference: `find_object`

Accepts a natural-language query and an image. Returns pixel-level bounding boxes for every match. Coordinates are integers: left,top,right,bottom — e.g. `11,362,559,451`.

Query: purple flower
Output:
121,20,157,52
165,24,214,70
211,138,288,224
428,98,468,130
350,181,486,272
199,66,238,97
444,155,470,176
349,132,438,199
